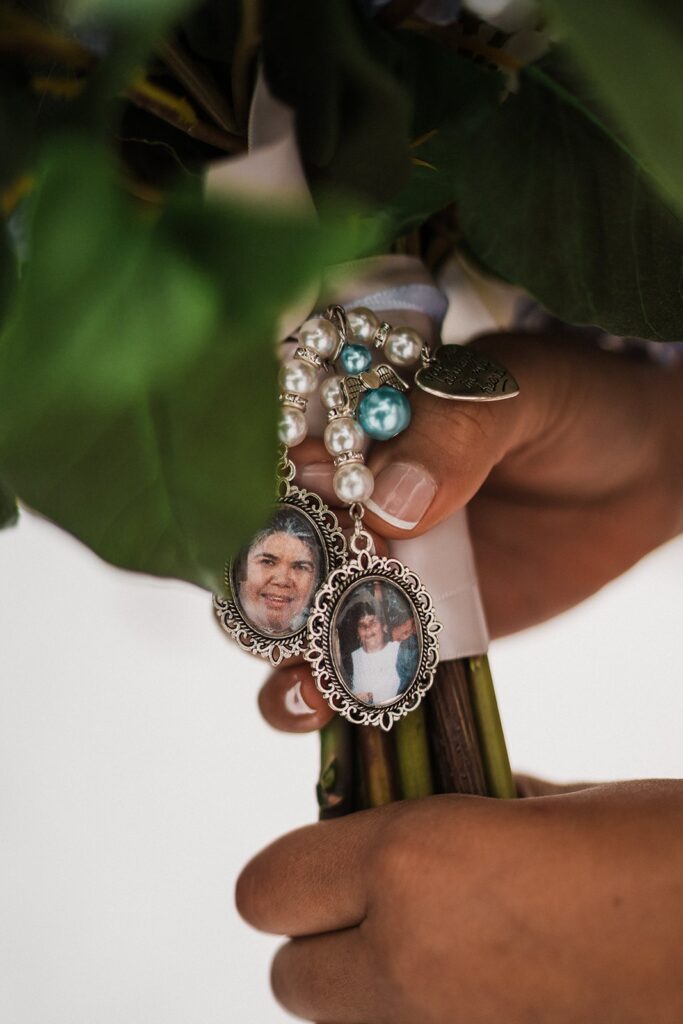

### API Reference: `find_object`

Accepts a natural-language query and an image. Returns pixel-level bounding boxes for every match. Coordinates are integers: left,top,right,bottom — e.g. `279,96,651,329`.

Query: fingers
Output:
258,661,333,733
363,333,559,539
293,438,338,508
236,809,386,937
515,773,597,798
271,930,378,1023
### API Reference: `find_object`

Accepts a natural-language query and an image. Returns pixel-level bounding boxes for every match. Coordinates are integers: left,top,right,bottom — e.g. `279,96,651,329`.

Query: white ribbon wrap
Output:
206,72,492,657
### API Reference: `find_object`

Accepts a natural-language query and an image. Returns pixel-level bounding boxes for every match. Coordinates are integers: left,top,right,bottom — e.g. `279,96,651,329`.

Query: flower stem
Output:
393,706,433,799
317,716,354,820
357,726,398,807
426,658,488,795
466,655,516,799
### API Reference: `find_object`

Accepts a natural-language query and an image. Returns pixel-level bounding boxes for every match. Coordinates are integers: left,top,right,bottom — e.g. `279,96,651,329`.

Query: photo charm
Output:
306,526,442,731
214,301,515,719
214,481,347,665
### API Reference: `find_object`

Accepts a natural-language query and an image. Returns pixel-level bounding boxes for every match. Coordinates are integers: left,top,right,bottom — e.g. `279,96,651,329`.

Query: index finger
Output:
235,806,390,937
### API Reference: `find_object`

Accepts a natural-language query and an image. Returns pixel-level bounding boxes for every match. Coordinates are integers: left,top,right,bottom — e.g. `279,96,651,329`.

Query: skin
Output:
259,334,683,731
356,613,385,653
240,531,316,634
237,782,683,1023
241,334,683,1020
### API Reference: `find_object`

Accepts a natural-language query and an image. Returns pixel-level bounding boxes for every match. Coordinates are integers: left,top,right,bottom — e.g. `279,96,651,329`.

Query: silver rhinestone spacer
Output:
326,407,350,421
373,322,392,350
294,346,324,369
333,451,364,468
279,392,308,412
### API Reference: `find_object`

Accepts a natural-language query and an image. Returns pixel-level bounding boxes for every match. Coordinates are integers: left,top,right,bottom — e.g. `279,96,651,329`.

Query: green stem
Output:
317,716,354,820
466,654,516,799
425,658,488,796
357,726,398,807
393,706,434,800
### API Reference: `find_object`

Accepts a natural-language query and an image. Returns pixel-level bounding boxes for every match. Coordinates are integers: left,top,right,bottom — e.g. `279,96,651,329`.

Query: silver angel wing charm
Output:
340,374,366,414
340,365,409,413
374,364,409,392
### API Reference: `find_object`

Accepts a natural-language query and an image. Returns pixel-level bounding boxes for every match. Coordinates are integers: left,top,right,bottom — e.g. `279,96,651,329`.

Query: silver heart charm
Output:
415,345,520,401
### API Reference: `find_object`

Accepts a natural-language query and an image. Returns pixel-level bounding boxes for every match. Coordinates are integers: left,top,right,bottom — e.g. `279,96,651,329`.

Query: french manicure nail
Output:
366,461,437,530
284,679,316,716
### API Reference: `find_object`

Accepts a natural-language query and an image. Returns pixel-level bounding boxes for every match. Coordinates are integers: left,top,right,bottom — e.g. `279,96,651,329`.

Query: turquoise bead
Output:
339,343,373,374
357,386,411,441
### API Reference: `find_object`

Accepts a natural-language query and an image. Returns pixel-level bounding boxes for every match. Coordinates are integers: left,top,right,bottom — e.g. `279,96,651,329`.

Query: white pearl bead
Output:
385,326,423,367
348,307,379,345
278,358,318,396
278,407,307,447
320,374,345,411
299,317,340,359
333,462,374,504
324,416,365,456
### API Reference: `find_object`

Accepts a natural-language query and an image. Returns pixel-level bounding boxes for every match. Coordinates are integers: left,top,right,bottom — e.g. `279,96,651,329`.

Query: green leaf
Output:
0,70,35,192
262,0,413,203
0,138,367,588
0,224,19,334
65,0,197,106
1,139,220,407
0,474,18,529
384,38,683,339
180,0,242,65
66,0,192,34
454,58,683,339
543,0,683,219
378,36,504,237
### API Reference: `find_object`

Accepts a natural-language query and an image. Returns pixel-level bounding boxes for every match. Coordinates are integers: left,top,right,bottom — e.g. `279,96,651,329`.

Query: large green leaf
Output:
0,138,366,589
544,0,683,219
0,474,18,529
262,0,413,203
385,38,683,339
0,224,18,333
378,35,504,237
1,139,220,407
0,70,35,192
180,0,242,65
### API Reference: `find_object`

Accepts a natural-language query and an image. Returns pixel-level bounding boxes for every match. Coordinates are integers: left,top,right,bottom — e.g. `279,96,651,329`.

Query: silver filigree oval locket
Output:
305,522,442,730
214,468,347,665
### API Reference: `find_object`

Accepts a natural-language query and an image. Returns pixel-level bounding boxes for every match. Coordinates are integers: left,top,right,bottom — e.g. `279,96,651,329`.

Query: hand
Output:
236,781,683,1023
258,334,682,733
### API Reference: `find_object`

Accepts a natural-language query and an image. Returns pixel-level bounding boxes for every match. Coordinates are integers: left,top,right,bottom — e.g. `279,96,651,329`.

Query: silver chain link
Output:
277,444,296,497
349,502,375,554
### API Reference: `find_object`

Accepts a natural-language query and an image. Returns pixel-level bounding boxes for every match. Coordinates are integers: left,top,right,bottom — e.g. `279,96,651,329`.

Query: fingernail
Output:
296,462,333,491
366,461,437,530
284,679,316,716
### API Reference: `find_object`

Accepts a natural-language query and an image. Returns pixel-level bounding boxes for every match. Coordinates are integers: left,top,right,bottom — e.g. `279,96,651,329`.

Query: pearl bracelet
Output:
278,305,429,506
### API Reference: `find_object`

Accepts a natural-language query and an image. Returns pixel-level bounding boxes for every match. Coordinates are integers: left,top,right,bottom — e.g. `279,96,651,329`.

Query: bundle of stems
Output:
317,654,515,818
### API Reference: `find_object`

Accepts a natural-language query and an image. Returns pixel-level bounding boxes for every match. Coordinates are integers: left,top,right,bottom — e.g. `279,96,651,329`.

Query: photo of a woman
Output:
334,582,420,707
232,507,324,638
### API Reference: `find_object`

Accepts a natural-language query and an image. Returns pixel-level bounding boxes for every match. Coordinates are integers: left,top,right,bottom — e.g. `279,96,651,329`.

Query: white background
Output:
1,512,681,1023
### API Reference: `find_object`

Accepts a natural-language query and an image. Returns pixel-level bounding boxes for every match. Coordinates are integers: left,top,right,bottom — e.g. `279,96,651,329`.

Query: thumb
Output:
363,334,553,539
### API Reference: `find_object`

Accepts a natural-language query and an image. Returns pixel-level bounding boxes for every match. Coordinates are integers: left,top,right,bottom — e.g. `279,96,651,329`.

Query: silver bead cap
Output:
333,451,364,467
294,346,324,369
373,322,392,350
279,393,308,411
